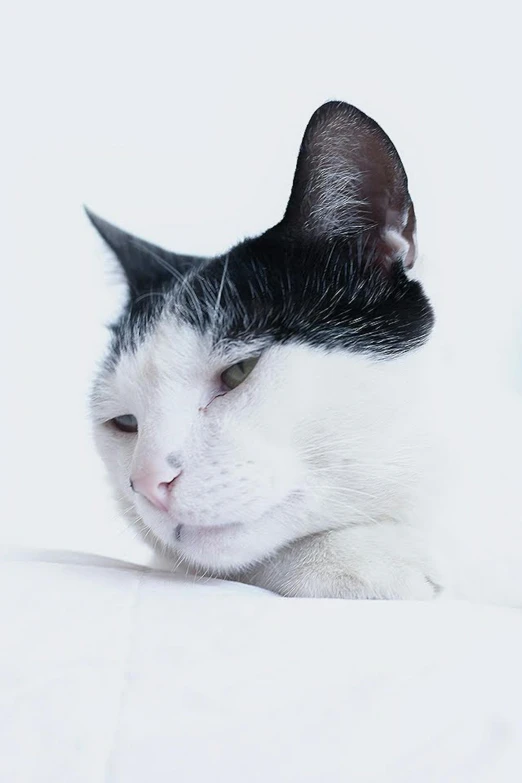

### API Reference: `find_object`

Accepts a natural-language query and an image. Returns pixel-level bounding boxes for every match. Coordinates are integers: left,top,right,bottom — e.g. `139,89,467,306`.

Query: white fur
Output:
91,308,522,604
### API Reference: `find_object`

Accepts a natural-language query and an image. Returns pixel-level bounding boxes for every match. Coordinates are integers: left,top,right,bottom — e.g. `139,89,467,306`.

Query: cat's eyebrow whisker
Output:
211,254,230,332
178,272,208,331
225,276,250,328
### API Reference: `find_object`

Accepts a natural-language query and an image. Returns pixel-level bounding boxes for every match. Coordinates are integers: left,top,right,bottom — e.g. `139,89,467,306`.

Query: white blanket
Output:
2,552,522,782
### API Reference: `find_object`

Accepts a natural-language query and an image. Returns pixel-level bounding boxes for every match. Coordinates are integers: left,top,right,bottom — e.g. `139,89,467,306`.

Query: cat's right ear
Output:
85,208,202,295
274,102,417,271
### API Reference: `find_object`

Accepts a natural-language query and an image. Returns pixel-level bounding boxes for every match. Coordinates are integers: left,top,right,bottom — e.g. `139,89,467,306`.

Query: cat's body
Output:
87,102,522,605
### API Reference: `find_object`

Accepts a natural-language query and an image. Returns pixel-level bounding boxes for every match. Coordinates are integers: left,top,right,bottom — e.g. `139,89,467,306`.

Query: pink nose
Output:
130,468,180,512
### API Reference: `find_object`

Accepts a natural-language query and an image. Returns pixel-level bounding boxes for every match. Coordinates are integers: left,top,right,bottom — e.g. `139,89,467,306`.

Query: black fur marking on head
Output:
87,101,434,365
175,234,433,357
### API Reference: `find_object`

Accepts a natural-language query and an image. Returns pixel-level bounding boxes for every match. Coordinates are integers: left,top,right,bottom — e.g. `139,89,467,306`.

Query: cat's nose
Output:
130,465,181,512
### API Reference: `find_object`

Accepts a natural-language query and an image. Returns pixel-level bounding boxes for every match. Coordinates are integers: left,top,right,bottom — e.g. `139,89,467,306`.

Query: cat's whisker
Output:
211,254,230,332
318,503,382,526
315,486,381,500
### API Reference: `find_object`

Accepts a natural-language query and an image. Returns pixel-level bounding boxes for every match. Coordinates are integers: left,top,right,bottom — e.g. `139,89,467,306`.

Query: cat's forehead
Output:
121,318,210,382
105,312,268,389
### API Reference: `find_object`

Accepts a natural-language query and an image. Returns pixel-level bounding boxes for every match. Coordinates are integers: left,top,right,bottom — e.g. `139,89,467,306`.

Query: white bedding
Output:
2,551,522,782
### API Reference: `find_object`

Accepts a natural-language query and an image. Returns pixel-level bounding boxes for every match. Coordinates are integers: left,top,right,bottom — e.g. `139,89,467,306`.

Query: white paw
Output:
245,526,442,600
258,563,439,600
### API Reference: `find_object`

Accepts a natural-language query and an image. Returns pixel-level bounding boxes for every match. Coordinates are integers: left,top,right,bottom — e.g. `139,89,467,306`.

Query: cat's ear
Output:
85,208,202,294
278,101,417,269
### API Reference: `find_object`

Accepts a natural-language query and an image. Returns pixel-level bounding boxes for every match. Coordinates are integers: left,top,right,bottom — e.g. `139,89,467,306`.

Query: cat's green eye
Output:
221,357,259,390
110,414,138,433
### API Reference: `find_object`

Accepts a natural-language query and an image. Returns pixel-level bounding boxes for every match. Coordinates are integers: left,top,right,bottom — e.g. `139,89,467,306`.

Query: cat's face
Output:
88,101,434,573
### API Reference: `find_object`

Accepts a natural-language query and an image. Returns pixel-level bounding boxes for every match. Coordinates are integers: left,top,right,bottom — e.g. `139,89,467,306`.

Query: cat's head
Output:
88,101,434,574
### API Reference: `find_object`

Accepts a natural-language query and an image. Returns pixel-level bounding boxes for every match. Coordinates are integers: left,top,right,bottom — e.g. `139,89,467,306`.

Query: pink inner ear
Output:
383,204,417,270
404,238,417,270
383,228,417,270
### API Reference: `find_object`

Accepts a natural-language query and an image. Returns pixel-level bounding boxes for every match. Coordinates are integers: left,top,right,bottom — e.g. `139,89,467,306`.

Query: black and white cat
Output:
87,102,522,603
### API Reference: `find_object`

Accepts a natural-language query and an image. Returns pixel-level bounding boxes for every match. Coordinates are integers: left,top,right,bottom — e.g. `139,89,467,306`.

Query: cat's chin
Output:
129,506,248,571
130,488,308,573
167,519,251,573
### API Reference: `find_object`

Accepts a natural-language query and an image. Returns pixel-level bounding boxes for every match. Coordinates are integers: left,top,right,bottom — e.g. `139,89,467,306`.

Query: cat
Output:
87,101,522,603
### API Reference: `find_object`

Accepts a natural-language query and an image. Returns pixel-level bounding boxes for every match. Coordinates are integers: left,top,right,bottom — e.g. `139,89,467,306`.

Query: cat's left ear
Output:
276,101,417,269
85,208,204,295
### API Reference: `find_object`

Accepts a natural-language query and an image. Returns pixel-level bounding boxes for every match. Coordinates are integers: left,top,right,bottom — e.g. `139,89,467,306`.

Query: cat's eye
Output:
221,357,259,390
110,414,138,433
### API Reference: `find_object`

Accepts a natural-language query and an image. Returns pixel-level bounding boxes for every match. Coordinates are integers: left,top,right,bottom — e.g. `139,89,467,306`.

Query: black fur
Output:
86,102,434,364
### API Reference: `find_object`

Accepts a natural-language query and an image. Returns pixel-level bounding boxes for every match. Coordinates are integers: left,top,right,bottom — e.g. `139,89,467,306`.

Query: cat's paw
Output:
328,565,440,601
245,525,441,600
250,559,439,600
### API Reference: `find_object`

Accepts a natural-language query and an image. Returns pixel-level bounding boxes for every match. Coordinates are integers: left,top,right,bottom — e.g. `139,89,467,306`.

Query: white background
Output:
2,0,521,562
